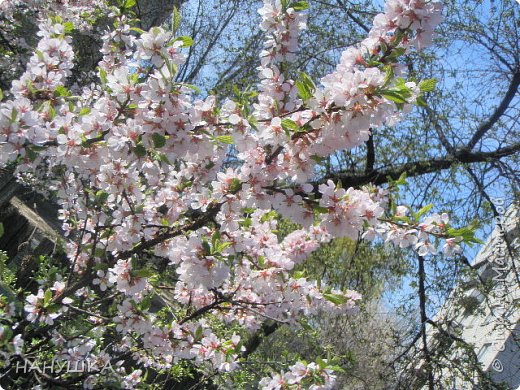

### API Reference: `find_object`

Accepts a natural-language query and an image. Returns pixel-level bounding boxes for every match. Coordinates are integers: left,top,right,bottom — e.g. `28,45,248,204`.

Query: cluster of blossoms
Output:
255,1,307,120
364,206,463,257
24,281,73,325
0,19,75,162
0,0,455,388
318,180,385,238
0,0,107,91
259,360,337,390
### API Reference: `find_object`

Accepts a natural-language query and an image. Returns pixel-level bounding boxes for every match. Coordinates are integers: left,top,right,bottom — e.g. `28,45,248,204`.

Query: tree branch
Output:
319,142,520,190
336,0,370,33
118,202,221,260
365,129,375,173
417,255,434,390
241,321,280,359
466,68,520,151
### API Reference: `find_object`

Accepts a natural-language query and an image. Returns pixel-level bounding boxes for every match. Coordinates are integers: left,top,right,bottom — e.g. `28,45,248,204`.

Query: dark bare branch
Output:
466,68,520,151
365,129,375,173
320,142,520,190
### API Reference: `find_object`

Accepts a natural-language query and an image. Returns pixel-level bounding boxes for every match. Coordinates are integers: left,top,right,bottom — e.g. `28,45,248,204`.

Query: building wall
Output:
421,206,519,389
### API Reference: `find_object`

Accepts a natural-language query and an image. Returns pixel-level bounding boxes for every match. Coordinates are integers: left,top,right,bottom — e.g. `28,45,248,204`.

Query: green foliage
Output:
134,143,147,157
0,251,16,291
152,133,167,148
419,78,436,93
33,254,67,289
118,0,136,11
288,1,309,11
295,72,316,101
172,36,194,48
171,6,182,34
447,224,484,246
281,118,300,136
323,293,351,305
215,135,234,144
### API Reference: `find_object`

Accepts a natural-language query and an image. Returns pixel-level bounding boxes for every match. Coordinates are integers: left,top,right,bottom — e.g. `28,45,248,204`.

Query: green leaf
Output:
288,1,309,10
10,107,17,122
394,78,407,88
26,146,39,161
154,152,172,165
395,171,407,186
447,226,484,245
366,59,382,67
44,289,53,305
281,118,299,135
94,247,106,257
132,268,155,278
416,96,428,108
95,190,109,204
0,223,4,238
387,47,406,60
54,86,70,97
382,90,407,104
299,71,315,89
47,104,56,120
129,73,139,84
211,231,221,249
140,296,152,311
63,22,74,34
215,135,234,144
393,215,411,224
299,318,313,331
79,107,91,116
202,240,211,255
134,144,147,157
173,36,194,48
446,227,470,236
172,6,181,34
180,83,201,94
383,65,394,87
217,242,232,252
296,80,312,101
296,72,316,101
414,204,433,220
419,78,436,93
229,178,242,193
123,0,136,8
129,27,145,35
0,326,13,345
323,293,349,305
152,133,166,148
99,68,108,84
313,205,329,214
310,155,324,163
194,326,203,341
328,365,346,373
0,89,3,101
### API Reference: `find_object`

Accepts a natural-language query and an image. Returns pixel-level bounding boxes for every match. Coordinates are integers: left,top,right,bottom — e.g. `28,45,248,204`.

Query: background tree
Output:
0,0,518,389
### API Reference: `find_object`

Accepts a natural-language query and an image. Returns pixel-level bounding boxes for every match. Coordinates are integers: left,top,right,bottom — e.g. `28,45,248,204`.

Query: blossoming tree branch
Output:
0,0,482,388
